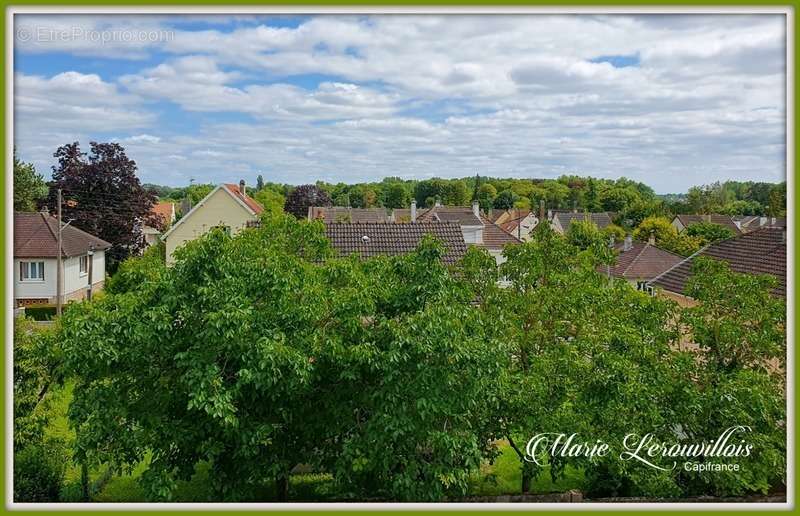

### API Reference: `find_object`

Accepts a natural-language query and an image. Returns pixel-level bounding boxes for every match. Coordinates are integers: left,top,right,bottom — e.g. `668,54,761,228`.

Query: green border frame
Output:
2,2,796,514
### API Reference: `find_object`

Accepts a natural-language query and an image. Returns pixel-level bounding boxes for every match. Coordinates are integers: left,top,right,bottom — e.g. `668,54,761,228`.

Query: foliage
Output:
633,216,701,256
45,142,160,271
684,222,735,245
59,215,505,502
14,318,68,502
186,184,215,205
284,184,332,218
602,224,626,243
253,188,285,217
22,305,58,321
493,189,518,210
476,183,497,212
14,150,48,211
383,182,411,209
679,258,786,495
106,242,167,295
566,219,604,250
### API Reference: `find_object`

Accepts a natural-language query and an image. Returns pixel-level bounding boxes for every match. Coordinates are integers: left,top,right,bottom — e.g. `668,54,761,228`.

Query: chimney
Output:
239,179,246,196
771,217,777,226
472,200,480,217
435,198,442,207
623,234,632,252
410,199,417,223
648,230,655,246
572,200,578,214
704,213,711,223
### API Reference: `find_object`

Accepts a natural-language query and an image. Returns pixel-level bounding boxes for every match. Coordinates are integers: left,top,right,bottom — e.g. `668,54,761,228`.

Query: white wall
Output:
14,258,56,300
462,226,483,244
14,250,106,302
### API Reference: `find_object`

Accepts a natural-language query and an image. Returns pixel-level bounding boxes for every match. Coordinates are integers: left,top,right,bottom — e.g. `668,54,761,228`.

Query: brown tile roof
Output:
151,201,175,226
650,227,786,298
605,241,685,281
417,206,483,226
497,209,532,234
555,212,613,230
478,215,522,251
223,184,264,215
14,211,112,258
309,206,390,223
674,214,742,234
324,222,468,265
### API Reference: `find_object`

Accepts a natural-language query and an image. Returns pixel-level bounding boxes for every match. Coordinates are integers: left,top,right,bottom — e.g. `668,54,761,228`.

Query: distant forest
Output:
146,175,787,225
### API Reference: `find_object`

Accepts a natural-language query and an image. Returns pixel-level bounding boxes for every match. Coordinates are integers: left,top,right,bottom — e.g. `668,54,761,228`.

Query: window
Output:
79,255,89,275
20,261,45,282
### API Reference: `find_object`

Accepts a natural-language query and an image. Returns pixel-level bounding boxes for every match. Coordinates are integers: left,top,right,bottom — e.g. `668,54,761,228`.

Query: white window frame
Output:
79,255,89,276
20,261,45,282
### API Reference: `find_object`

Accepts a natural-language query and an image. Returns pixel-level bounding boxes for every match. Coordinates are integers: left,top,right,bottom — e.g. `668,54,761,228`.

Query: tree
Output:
476,183,497,212
633,216,702,256
383,182,410,209
493,189,518,210
566,219,604,250
186,183,214,205
253,188,285,217
59,216,504,501
44,142,159,271
684,222,735,245
284,184,332,218
13,151,47,211
256,175,265,192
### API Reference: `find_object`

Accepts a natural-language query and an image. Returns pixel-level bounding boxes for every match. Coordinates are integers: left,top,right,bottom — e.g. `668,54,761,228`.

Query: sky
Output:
13,13,787,194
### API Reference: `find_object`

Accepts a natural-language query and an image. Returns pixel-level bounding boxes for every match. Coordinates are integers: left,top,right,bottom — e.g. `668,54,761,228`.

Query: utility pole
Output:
56,189,63,316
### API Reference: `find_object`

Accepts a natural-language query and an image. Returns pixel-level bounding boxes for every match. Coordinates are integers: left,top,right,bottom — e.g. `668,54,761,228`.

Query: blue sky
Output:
13,13,786,193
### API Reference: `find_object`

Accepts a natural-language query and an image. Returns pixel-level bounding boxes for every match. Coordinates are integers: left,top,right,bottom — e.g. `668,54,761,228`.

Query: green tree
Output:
684,222,735,245
476,183,497,212
13,151,47,211
383,182,410,209
253,188,285,217
493,189,518,210
187,184,215,205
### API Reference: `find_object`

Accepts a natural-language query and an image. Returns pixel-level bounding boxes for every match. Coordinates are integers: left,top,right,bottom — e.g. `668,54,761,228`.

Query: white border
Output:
6,5,795,512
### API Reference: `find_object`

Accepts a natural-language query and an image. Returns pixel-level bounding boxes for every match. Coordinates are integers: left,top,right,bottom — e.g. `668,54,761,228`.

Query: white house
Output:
14,211,111,307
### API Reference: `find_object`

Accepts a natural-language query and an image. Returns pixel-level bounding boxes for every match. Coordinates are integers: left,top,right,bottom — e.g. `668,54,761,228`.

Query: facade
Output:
143,201,177,247
494,209,539,241
161,181,264,264
551,212,613,235
649,227,786,302
14,211,111,307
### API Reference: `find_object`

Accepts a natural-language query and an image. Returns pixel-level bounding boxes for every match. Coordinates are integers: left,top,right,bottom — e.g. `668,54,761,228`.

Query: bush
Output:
24,305,56,321
14,438,69,502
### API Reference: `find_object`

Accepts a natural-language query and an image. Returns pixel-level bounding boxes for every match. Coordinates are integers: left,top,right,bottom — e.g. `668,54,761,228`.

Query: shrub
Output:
23,305,57,321
14,437,69,502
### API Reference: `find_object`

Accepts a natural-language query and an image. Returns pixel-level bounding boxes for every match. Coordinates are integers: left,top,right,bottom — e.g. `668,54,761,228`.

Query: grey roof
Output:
554,212,613,231
324,222,468,265
417,206,483,226
649,227,786,298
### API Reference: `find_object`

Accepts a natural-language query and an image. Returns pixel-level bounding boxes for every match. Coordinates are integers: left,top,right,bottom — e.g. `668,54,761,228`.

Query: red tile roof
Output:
14,211,111,258
223,184,264,214
150,201,175,226
650,227,786,298
324,222,468,265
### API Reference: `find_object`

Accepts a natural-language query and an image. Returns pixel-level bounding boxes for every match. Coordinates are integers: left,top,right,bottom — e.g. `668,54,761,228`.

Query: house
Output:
161,180,264,264
14,211,111,307
601,235,685,292
404,200,520,263
308,206,390,223
648,227,786,305
734,215,786,233
143,201,176,247
671,214,742,235
494,209,539,241
324,222,468,265
550,211,613,235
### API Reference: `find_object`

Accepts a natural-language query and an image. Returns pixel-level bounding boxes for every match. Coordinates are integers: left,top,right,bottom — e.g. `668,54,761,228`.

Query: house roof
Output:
497,209,533,234
416,206,483,226
162,183,264,241
605,241,685,281
14,211,111,258
308,206,390,223
222,184,264,215
478,215,522,251
649,227,786,298
151,201,176,226
324,222,468,265
673,214,742,234
554,212,613,231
